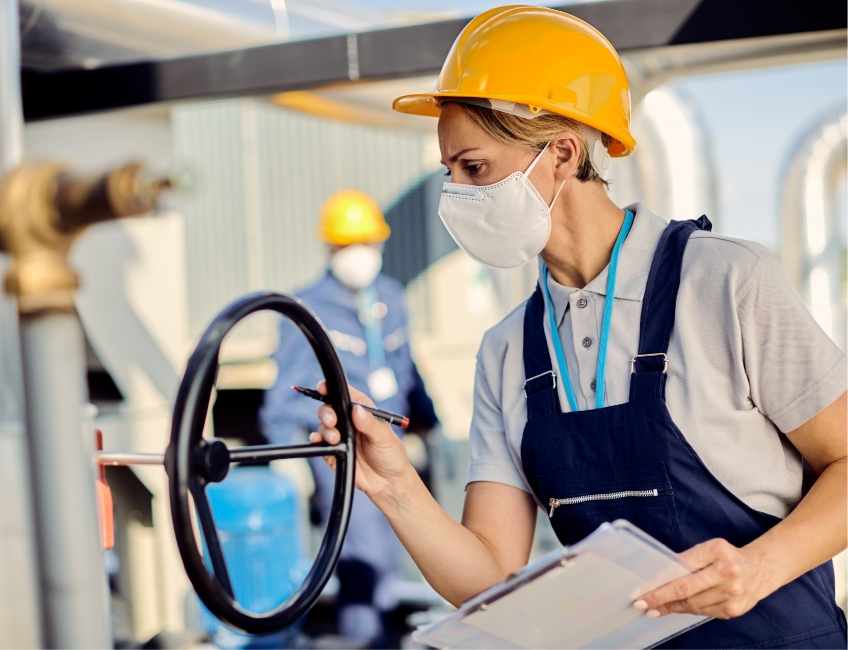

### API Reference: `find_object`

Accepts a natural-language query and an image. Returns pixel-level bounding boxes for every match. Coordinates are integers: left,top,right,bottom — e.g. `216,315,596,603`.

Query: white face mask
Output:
437,144,564,269
330,244,383,289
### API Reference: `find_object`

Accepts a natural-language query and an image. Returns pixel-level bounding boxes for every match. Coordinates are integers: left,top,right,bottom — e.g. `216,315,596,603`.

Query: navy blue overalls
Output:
520,217,847,648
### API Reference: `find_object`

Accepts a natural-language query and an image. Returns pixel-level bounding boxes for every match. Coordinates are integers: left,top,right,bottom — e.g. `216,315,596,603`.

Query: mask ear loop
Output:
523,142,549,176
524,142,566,210
548,178,566,211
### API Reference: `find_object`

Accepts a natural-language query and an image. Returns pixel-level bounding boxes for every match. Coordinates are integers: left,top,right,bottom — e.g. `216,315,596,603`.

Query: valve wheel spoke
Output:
227,442,348,464
190,480,235,599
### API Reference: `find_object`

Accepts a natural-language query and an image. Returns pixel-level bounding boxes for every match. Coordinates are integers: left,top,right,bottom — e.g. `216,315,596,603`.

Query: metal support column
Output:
0,0,44,646
0,158,165,648
19,312,112,648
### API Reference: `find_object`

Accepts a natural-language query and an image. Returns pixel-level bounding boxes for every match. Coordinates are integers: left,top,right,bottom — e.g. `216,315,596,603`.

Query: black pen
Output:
292,386,410,429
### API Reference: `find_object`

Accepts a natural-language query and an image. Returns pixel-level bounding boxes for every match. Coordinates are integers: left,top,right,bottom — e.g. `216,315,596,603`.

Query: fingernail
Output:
354,405,365,417
646,610,660,619
632,600,648,611
321,412,333,425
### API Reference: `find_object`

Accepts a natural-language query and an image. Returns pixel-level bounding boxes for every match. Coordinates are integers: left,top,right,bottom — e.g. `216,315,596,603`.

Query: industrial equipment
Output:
0,158,358,641
99,290,358,634
200,465,309,647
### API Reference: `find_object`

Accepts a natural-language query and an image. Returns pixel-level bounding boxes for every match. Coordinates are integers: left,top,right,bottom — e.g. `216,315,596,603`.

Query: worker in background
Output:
259,189,439,647
310,6,847,649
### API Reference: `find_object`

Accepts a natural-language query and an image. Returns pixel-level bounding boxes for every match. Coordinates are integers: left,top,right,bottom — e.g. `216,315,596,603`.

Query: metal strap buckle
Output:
630,353,669,374
523,370,557,397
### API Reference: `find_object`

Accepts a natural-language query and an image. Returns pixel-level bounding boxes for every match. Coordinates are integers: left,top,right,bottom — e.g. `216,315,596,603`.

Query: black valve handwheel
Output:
165,292,356,634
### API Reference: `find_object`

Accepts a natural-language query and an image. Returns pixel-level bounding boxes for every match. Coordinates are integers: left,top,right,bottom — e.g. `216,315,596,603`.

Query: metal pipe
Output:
95,451,165,466
0,0,43,646
19,313,112,648
780,111,848,351
94,442,349,467
0,155,165,647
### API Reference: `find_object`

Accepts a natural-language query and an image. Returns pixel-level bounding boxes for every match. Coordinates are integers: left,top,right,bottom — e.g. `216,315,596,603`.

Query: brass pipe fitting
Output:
0,162,167,314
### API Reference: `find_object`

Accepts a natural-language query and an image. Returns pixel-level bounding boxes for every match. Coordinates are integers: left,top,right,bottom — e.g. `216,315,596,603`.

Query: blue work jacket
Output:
260,271,436,444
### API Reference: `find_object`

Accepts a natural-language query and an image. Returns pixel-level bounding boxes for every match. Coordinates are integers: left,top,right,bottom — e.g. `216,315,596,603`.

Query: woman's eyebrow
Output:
442,147,481,165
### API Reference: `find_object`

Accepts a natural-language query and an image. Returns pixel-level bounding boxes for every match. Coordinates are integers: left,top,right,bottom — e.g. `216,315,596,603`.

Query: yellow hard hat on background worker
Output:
392,5,635,156
317,189,391,246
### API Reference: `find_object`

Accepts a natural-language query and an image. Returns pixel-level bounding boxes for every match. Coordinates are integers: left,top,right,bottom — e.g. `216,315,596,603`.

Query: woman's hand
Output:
633,538,769,620
636,395,847,622
309,381,414,500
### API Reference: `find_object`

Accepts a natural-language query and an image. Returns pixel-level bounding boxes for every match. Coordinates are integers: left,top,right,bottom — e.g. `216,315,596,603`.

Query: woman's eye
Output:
443,168,451,177
465,164,482,176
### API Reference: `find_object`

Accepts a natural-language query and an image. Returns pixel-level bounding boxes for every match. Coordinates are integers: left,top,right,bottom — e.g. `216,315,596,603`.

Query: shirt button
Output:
582,337,593,348
590,379,597,391
576,298,588,309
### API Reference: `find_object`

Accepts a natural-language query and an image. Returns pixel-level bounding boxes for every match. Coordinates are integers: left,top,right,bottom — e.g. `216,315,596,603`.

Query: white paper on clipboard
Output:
412,520,709,649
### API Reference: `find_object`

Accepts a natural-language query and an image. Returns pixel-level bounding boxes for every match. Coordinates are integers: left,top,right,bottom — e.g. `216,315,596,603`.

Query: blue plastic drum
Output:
199,465,310,648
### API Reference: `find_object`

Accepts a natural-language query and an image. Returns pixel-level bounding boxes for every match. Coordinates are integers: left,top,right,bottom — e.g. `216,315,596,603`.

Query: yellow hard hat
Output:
392,5,634,156
317,189,391,246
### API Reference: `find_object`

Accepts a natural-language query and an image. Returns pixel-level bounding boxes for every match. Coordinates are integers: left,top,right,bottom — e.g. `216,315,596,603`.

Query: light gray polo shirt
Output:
466,202,846,518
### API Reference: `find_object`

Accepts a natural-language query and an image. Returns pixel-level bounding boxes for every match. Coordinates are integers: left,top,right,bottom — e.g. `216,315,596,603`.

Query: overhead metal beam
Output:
21,0,847,121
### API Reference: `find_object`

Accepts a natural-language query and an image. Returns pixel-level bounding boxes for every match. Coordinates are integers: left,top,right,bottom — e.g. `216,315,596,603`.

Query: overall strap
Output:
630,215,712,402
523,286,560,418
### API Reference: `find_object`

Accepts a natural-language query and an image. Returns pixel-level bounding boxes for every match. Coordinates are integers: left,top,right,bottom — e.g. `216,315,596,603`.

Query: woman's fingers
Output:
310,382,408,497
346,385,375,408
309,432,338,470
641,584,726,618
318,403,337,429
352,403,379,434
677,539,734,570
314,383,389,445
310,429,337,445
311,390,389,447
635,560,725,611
316,380,376,408
316,422,340,445
648,583,754,620
634,538,765,620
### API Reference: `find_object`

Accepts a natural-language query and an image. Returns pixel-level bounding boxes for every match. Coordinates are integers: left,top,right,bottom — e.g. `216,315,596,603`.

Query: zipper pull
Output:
548,498,560,518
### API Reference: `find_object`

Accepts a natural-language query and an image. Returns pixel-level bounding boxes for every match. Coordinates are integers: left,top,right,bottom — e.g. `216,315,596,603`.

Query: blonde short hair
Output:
457,103,611,186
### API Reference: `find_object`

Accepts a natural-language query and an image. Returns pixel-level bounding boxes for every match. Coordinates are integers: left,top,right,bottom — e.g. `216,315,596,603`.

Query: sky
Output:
670,59,847,253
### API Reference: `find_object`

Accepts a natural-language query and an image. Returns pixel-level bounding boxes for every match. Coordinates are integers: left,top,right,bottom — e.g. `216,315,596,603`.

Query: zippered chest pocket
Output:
537,461,685,552
548,488,661,517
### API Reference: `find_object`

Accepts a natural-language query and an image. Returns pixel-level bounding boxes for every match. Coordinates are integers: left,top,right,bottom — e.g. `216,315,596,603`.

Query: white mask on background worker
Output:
331,244,383,289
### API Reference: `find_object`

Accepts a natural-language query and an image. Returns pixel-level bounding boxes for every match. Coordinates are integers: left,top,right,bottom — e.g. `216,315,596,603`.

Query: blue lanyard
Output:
358,285,386,370
540,210,633,411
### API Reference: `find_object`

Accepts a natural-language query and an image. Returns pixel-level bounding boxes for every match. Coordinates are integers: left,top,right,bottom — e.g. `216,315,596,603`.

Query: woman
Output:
311,6,847,648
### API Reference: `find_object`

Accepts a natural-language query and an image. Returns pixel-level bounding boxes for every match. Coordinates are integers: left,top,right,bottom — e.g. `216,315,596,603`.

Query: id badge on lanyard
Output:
359,285,399,401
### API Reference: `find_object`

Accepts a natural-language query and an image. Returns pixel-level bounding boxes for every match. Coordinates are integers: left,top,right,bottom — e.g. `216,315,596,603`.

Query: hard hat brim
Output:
318,222,391,247
392,93,635,157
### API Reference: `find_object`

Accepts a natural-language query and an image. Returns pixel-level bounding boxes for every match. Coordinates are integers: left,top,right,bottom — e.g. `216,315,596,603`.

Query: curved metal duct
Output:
606,88,718,227
19,0,288,70
781,110,847,349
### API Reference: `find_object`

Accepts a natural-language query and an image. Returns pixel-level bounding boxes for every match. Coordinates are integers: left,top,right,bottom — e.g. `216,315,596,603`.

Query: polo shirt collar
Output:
540,202,668,326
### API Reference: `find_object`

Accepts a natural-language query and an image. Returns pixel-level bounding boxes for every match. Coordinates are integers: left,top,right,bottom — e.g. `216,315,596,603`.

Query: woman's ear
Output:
551,131,581,181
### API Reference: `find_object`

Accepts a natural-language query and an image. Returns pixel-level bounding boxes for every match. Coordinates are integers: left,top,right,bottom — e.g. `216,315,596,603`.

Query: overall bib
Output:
520,217,847,648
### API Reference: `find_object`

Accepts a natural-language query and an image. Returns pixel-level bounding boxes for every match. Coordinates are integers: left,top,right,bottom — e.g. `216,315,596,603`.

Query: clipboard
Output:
412,520,710,649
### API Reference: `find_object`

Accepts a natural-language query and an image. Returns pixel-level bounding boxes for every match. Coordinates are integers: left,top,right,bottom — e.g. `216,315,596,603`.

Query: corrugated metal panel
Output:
171,99,428,348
